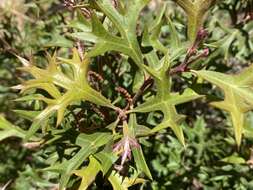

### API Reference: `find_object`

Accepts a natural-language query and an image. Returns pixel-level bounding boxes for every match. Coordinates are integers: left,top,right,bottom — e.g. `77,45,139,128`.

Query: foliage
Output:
0,0,253,189
147,117,253,190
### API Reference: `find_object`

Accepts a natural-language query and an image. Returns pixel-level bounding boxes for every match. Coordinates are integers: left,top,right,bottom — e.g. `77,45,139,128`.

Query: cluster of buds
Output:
189,28,210,59
191,28,209,52
115,86,133,105
113,121,140,171
185,28,209,63
169,28,210,75
88,71,104,90
88,71,104,83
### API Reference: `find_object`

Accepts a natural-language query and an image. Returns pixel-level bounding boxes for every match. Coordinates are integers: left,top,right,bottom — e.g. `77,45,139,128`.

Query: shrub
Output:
0,0,253,189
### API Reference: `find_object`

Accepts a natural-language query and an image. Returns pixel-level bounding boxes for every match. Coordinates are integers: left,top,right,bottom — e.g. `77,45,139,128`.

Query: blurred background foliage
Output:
0,0,253,189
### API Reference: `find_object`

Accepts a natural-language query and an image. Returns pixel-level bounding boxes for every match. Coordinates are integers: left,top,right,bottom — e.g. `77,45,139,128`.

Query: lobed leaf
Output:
108,170,146,190
45,132,112,189
173,0,216,42
16,49,115,139
132,55,202,145
73,156,101,190
192,64,253,146
71,0,151,70
0,116,27,141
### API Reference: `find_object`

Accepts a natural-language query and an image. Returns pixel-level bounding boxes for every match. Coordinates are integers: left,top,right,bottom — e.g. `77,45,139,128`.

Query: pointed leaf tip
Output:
16,55,30,67
11,84,23,90
193,68,253,147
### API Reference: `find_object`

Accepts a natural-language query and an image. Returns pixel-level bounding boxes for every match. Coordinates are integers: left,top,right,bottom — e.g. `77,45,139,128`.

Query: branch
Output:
131,77,154,107
169,28,209,75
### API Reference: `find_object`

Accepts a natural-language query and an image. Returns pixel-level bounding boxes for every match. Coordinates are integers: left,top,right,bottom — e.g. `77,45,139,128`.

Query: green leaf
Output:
94,151,118,175
68,11,92,32
132,55,202,145
44,33,73,48
132,147,153,180
45,132,112,190
73,156,101,190
128,114,152,180
72,0,151,70
17,49,115,139
221,155,246,164
165,14,181,49
59,146,96,190
142,2,167,54
132,69,145,93
25,108,52,140
205,30,239,61
173,0,216,42
0,116,27,141
145,50,161,70
192,64,253,146
13,110,40,121
108,170,146,190
76,132,113,147
132,86,202,145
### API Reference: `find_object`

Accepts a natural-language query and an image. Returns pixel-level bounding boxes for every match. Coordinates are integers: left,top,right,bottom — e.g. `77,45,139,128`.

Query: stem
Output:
169,48,209,75
130,77,154,107
169,47,196,75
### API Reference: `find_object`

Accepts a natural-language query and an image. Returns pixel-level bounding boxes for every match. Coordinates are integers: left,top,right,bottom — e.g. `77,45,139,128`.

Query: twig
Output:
169,28,209,75
0,37,19,55
113,77,154,122
1,180,12,190
131,77,154,106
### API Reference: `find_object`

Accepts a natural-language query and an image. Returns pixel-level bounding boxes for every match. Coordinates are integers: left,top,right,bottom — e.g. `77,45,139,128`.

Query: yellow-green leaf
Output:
17,49,115,140
73,156,101,190
173,0,216,42
132,56,202,146
108,171,146,190
192,64,253,146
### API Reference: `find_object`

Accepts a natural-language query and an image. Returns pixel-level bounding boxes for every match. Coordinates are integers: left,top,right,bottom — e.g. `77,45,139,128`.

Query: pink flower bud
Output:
202,48,210,57
197,28,209,40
